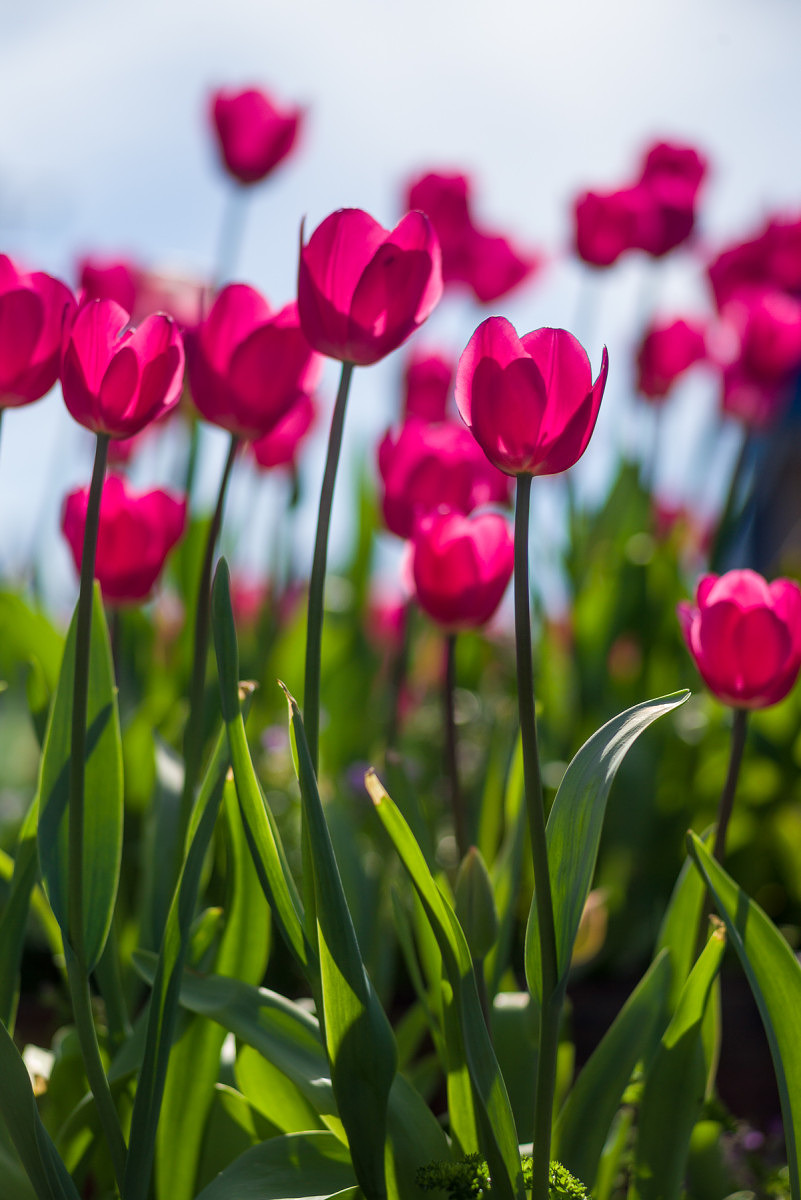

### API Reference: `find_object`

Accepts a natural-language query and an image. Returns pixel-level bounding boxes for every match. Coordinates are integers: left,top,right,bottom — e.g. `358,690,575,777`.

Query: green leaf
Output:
366,769,524,1200
211,559,311,973
629,924,726,1200
555,950,672,1188
688,832,801,1200
37,584,123,971
284,686,397,1200
132,957,450,1199
525,692,689,1002
0,799,40,1030
655,826,715,1011
123,724,231,1200
0,592,64,694
155,775,271,1200
0,1017,81,1200
236,1045,325,1135
194,1130,356,1200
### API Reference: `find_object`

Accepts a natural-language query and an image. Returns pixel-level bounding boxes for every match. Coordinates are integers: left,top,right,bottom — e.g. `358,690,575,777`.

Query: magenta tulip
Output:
62,474,187,604
379,417,511,539
187,284,321,441
407,170,538,302
678,570,801,709
638,140,707,203
210,86,302,186
722,286,801,381
0,255,75,409
403,348,454,422
573,187,646,267
411,509,514,630
636,318,707,400
61,299,184,438
78,255,140,314
298,208,443,365
455,317,608,477
250,390,316,470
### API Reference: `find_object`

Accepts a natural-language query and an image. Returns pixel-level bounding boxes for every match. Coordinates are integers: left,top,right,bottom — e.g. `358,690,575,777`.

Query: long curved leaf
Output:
629,923,725,1200
366,769,524,1200
689,832,801,1200
525,692,689,1002
37,584,123,971
555,949,672,1187
194,1131,356,1200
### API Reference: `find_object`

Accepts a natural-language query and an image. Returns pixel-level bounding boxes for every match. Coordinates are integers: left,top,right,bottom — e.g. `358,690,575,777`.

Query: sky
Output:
1,0,799,610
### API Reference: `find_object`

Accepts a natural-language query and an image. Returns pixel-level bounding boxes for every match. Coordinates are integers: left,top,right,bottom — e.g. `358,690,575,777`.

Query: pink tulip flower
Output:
78,255,140,314
636,317,707,400
406,170,539,302
678,569,801,708
186,284,322,441
411,509,514,630
0,255,75,409
250,390,316,470
62,474,187,604
403,348,454,422
573,187,647,267
455,317,608,477
638,140,707,204
210,86,302,186
298,208,443,365
722,286,801,381
378,417,511,539
61,299,184,438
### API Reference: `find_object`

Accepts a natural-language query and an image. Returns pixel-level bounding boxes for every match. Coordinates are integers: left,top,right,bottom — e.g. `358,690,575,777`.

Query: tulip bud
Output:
454,847,498,961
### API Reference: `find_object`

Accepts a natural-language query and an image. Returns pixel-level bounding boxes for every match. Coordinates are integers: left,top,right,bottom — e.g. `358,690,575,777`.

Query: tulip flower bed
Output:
2,82,801,1200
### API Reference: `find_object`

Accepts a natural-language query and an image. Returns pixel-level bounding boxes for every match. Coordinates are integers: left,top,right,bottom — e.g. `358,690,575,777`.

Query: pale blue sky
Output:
0,0,798,608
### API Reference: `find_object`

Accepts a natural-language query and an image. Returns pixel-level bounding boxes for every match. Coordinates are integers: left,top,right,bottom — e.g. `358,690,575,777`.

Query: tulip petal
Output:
455,315,532,426
0,289,43,393
67,300,130,393
470,354,548,475
520,329,592,437
201,285,273,371
303,209,388,313
732,607,793,697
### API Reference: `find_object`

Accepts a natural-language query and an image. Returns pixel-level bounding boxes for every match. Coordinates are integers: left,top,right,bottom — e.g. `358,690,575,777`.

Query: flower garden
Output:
1,78,801,1200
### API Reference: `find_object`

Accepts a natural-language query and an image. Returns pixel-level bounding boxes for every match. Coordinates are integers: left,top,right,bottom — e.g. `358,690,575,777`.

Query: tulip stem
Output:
304,360,354,774
68,431,109,964
514,474,559,1200
214,187,249,290
713,706,748,862
695,706,748,958
65,431,127,1189
181,433,239,837
444,633,467,859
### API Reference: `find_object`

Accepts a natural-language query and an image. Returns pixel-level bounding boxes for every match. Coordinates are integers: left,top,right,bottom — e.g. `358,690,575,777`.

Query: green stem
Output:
214,186,249,291
696,707,748,955
303,360,354,774
93,915,132,1049
713,707,748,862
68,432,109,962
514,474,559,1200
444,633,467,858
65,432,127,1187
66,949,127,1189
180,433,239,835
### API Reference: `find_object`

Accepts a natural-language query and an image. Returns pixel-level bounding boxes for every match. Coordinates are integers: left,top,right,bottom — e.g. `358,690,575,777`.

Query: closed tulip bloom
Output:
411,509,514,630
638,140,707,206
210,86,302,185
403,349,454,422
573,188,646,267
379,418,511,539
187,284,322,441
251,390,316,470
723,286,801,381
78,255,140,314
0,255,75,408
455,317,608,477
61,299,184,437
678,570,801,708
62,474,187,604
636,317,707,400
298,208,443,365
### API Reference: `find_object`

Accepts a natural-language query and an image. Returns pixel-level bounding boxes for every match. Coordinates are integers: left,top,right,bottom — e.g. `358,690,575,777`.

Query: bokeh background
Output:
1,0,800,608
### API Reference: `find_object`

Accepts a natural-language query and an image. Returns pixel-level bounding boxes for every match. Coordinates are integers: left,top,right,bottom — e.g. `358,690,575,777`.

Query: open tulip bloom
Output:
297,208,443,366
